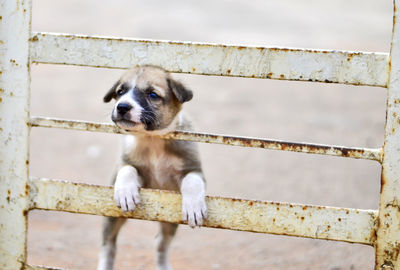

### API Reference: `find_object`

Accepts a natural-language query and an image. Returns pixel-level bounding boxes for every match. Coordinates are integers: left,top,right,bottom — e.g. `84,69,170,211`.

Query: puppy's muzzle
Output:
112,102,138,130
116,103,132,116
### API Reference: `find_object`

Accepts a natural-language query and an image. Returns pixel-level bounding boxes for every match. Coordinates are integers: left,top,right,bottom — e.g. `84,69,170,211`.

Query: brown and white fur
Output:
97,66,207,270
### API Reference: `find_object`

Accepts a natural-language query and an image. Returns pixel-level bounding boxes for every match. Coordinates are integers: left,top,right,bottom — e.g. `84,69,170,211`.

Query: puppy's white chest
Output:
149,151,182,188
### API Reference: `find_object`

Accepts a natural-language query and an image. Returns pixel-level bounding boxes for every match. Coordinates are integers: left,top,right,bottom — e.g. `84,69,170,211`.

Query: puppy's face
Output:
104,66,193,133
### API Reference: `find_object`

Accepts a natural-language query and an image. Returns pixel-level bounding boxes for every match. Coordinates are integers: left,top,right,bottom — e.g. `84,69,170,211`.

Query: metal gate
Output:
0,0,399,269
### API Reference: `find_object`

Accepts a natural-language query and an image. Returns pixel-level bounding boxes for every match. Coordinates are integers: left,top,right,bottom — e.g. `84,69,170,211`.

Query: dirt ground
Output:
28,1,392,269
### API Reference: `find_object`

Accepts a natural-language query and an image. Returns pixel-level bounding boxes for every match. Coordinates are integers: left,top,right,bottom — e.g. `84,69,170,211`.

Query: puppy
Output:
97,65,207,270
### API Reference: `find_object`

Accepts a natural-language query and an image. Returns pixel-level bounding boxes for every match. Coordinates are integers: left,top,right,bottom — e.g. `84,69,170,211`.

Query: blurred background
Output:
28,1,392,269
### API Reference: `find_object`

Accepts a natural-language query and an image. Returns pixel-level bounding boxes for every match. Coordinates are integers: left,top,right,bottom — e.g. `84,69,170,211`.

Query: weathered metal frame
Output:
1,0,399,269
375,1,400,269
0,0,31,269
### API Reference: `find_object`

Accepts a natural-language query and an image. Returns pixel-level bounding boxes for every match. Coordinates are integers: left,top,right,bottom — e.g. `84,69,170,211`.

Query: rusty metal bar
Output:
0,0,32,269
29,32,389,87
375,0,400,269
29,116,383,162
28,177,378,245
24,264,65,270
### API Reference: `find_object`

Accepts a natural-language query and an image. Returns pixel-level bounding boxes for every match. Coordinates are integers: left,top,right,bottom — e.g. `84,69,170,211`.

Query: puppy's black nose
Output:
117,103,132,115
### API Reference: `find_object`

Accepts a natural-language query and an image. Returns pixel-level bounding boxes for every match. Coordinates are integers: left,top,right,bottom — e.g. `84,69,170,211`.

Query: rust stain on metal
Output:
383,242,400,263
381,170,386,194
29,35,38,42
384,199,400,211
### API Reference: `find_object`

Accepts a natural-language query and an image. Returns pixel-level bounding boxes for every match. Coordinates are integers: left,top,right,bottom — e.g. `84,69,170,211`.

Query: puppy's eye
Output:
116,89,127,96
148,92,161,100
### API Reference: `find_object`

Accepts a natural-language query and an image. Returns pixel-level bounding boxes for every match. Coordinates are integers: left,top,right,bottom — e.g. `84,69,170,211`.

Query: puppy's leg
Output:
181,172,207,228
98,164,142,270
97,217,126,270
114,165,142,212
155,222,178,270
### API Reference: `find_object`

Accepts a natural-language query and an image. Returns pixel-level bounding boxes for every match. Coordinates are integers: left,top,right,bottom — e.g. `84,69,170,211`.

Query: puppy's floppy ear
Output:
103,80,120,103
167,78,193,103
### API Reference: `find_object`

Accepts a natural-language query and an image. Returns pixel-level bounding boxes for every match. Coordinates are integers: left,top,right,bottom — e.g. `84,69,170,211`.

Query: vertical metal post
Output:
376,1,400,269
0,0,32,269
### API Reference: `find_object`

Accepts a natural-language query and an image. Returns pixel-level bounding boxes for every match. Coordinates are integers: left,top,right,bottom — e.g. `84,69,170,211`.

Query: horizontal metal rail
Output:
24,265,64,270
28,178,378,245
29,32,389,87
29,117,383,162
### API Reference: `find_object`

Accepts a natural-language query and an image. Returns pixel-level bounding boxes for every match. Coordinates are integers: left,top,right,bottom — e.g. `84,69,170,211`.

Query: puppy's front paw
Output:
114,182,141,212
114,165,141,212
182,194,207,228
